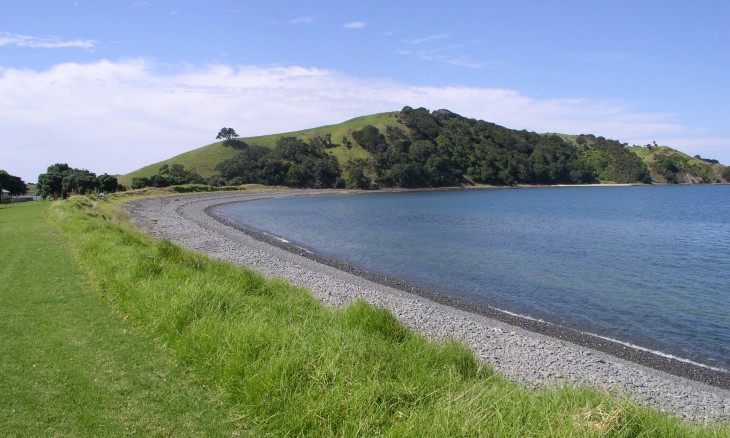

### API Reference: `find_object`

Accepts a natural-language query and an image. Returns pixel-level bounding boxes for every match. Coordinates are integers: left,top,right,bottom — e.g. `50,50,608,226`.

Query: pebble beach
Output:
125,190,729,423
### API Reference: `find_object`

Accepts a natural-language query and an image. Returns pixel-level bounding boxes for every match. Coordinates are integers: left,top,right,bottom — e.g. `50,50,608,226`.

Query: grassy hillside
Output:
119,112,398,187
553,135,728,184
120,108,729,188
630,145,728,183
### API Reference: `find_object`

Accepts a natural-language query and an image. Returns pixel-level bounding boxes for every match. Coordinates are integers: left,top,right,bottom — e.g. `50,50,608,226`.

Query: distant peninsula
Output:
121,107,730,190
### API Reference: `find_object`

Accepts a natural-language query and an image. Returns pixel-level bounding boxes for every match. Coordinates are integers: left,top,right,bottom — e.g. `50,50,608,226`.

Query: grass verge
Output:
5,197,728,436
0,201,245,436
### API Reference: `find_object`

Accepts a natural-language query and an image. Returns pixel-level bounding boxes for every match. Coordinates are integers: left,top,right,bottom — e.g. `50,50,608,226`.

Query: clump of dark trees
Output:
0,170,26,195
215,136,340,188
351,108,652,187
0,169,27,203
212,126,340,188
36,163,123,200
131,164,205,189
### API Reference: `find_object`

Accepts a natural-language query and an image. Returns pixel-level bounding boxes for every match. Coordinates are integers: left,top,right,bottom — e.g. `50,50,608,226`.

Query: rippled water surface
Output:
219,186,730,370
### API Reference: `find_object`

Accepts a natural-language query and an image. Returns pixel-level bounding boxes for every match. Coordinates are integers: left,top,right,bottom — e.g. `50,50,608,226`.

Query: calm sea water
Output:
219,186,730,370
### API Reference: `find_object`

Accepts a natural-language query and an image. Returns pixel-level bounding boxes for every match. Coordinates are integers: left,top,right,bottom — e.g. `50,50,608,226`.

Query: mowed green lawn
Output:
0,202,243,436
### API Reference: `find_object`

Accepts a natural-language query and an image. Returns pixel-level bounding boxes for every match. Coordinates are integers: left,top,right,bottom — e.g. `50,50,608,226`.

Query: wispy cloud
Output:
343,21,367,29
131,1,147,7
289,16,314,24
403,33,450,45
397,45,486,69
397,35,487,68
1,60,723,182
565,52,661,68
416,54,484,69
0,32,96,49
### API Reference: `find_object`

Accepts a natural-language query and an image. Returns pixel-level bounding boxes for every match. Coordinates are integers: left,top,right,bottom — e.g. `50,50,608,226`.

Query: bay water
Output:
219,186,730,370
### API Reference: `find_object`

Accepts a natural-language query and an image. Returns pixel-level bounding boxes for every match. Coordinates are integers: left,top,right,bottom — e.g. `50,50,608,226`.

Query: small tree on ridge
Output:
216,127,239,141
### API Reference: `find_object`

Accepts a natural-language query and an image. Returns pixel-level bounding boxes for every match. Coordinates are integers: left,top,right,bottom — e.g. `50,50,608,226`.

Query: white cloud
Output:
414,53,483,69
397,37,487,68
403,33,450,45
343,21,367,29
289,16,313,24
1,59,727,182
0,32,96,49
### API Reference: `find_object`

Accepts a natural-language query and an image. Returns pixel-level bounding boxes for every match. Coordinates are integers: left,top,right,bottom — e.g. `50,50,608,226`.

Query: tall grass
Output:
53,196,728,436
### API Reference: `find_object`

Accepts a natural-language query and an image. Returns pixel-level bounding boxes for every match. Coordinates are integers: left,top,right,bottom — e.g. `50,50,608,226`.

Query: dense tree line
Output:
215,136,340,188
207,108,658,188
339,107,651,188
131,164,205,189
37,163,122,200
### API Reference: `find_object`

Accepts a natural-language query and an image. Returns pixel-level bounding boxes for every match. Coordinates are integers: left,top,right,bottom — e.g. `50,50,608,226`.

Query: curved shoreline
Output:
125,190,730,422
208,202,729,386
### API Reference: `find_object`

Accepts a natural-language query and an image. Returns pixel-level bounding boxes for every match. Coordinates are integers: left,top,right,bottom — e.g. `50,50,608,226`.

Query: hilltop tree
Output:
216,127,239,141
216,127,249,150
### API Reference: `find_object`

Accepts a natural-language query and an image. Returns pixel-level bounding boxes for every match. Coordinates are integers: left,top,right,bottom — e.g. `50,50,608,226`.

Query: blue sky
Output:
2,1,729,182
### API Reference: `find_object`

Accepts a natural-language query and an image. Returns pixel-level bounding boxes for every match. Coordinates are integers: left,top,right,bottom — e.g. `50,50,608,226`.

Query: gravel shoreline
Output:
124,190,730,423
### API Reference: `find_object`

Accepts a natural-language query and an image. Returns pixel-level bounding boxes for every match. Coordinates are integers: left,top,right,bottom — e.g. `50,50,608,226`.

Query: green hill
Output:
120,107,729,188
629,145,729,183
118,112,397,187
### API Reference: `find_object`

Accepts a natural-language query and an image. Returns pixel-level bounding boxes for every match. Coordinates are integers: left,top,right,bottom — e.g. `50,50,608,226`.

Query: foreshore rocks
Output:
125,190,729,423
